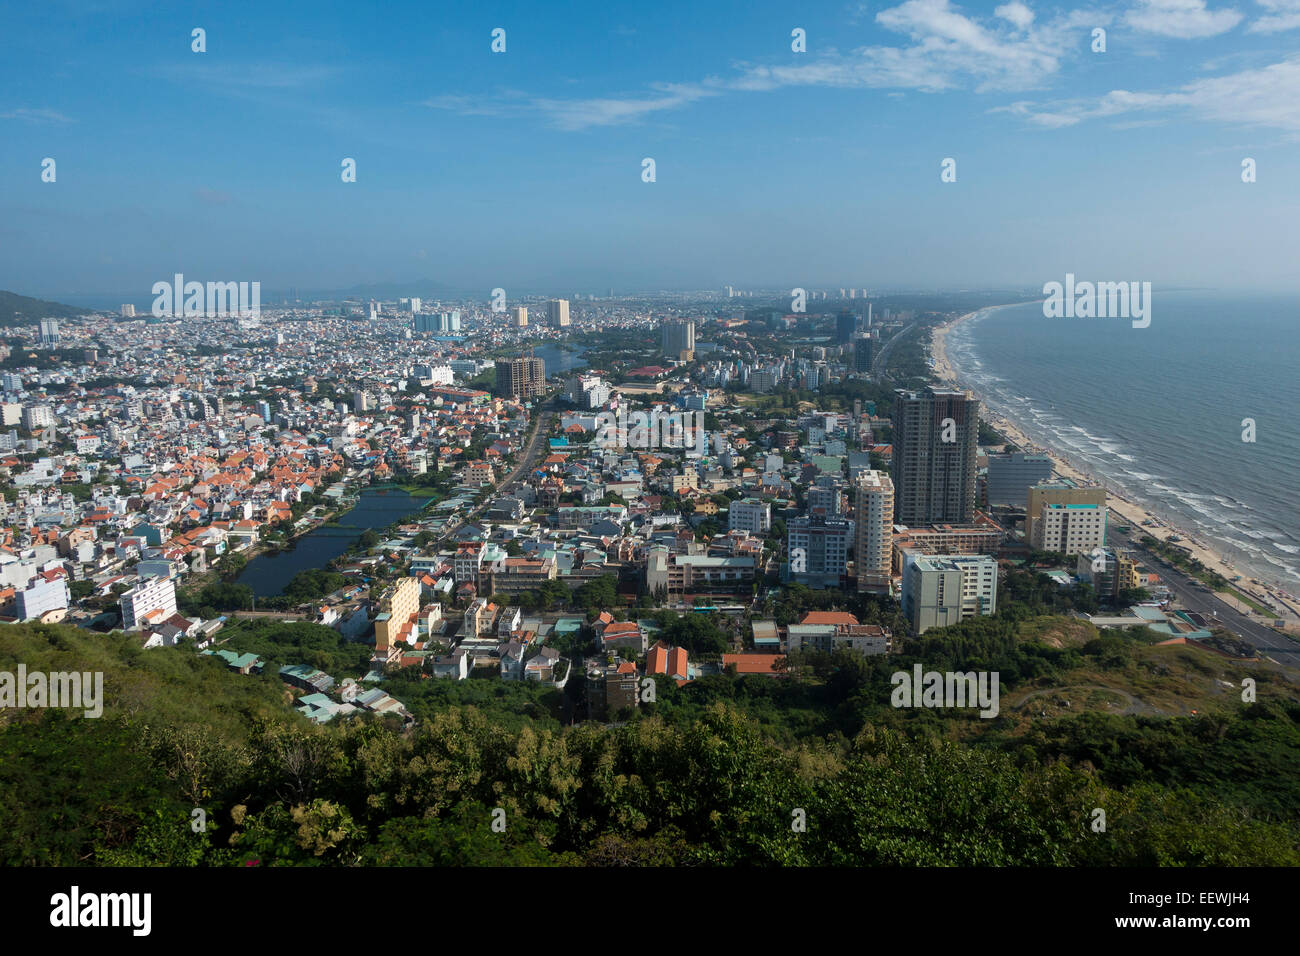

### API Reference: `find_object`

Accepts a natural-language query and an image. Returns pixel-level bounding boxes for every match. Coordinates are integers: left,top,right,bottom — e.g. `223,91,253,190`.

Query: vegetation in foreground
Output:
2,616,1298,866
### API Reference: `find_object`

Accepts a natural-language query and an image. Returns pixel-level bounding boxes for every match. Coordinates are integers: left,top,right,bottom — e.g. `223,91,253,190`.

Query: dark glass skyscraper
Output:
890,386,979,524
835,309,857,344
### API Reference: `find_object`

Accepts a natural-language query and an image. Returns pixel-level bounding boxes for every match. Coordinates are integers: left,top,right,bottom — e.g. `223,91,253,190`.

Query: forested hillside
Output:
1,619,1297,866
0,290,88,326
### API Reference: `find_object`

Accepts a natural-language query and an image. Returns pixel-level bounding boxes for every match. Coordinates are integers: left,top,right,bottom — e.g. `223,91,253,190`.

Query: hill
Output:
1,617,1298,866
0,289,89,326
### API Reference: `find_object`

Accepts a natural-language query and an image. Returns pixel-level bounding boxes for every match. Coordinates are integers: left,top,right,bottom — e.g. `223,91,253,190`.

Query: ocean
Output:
945,291,1300,589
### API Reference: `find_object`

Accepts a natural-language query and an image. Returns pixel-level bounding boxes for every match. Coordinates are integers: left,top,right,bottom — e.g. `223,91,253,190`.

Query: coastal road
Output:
871,318,919,383
1108,523,1300,669
432,392,558,546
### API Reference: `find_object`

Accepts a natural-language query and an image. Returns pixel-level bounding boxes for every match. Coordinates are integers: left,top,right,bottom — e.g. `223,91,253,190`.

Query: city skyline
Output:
4,0,1300,297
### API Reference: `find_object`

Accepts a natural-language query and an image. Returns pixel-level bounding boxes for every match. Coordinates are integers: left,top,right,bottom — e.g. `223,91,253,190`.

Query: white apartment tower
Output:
1034,503,1108,556
547,299,570,328
903,554,997,635
855,469,895,593
121,577,178,630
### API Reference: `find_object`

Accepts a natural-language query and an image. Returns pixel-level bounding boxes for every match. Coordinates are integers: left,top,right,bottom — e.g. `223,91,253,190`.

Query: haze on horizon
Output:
3,0,1299,299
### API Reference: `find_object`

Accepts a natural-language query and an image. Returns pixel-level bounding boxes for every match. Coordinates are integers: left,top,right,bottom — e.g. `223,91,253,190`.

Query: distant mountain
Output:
0,290,92,326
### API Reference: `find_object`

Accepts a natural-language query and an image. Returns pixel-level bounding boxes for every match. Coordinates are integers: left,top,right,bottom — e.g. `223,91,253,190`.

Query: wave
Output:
949,295,1300,591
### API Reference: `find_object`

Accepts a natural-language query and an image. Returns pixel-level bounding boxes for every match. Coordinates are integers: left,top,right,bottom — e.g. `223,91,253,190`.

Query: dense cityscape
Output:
3,288,1296,737
2,3,1296,931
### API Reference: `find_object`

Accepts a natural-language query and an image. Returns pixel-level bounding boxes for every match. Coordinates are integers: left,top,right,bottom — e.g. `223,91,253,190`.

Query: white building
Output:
547,299,570,328
728,497,771,535
751,369,780,393
1035,503,1107,556
120,576,178,630
22,405,55,430
413,364,454,386
646,549,755,595
565,374,611,410
855,469,894,593
903,554,997,635
453,543,484,585
15,576,70,621
496,605,522,637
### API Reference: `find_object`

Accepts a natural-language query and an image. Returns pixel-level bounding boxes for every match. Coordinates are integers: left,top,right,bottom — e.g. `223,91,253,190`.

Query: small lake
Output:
533,343,589,376
236,486,432,597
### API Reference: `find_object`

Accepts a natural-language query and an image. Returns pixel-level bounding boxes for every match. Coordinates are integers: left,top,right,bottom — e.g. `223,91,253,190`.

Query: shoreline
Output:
930,307,1300,628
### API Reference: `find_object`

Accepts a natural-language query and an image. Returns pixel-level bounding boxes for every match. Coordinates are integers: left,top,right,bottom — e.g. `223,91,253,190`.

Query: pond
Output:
235,486,432,597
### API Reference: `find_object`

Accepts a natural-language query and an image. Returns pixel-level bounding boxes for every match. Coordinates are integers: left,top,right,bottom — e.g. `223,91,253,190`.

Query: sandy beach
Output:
930,309,1299,627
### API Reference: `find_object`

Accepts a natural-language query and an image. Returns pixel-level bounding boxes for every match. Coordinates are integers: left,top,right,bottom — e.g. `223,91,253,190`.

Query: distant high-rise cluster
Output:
413,311,460,333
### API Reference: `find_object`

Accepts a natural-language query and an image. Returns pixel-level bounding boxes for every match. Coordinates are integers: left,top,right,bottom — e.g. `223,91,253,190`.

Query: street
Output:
1108,522,1300,670
432,392,558,547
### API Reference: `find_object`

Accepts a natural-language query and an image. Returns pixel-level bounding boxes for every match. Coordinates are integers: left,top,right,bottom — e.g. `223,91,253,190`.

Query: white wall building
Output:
727,497,771,535
903,554,997,635
855,469,895,593
120,576,178,630
15,576,70,621
1035,503,1107,556
22,405,55,430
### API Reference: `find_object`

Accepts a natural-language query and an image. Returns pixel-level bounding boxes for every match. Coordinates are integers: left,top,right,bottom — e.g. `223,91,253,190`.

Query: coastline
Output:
930,307,1299,629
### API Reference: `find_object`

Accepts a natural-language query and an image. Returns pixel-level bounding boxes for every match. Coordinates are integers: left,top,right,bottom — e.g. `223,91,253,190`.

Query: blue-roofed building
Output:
295,693,356,724
279,663,335,694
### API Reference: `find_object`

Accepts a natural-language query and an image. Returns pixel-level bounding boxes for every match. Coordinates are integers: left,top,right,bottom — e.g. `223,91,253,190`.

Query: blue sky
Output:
3,0,1299,299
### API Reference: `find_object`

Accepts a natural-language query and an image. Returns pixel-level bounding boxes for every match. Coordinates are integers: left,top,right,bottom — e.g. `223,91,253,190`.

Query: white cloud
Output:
737,1,1106,95
1249,0,1300,32
423,84,718,130
0,107,74,124
995,1,1037,29
872,0,1062,90
425,1,1279,133
1124,0,1243,38
994,55,1300,131
531,84,719,130
427,1,1096,128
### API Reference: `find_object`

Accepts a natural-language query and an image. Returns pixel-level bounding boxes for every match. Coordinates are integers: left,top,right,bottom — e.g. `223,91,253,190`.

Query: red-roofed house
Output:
722,653,786,676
